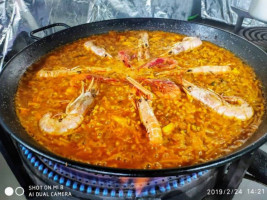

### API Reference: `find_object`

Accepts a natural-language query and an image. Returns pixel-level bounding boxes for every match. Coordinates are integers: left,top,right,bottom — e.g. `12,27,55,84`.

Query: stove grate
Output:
238,27,267,50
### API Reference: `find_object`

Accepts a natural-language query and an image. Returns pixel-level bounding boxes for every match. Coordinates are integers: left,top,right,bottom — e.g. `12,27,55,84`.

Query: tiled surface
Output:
0,153,26,200
260,142,267,152
233,178,267,200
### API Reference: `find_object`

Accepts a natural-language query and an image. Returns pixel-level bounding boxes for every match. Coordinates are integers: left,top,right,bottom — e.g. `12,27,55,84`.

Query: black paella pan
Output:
0,18,266,177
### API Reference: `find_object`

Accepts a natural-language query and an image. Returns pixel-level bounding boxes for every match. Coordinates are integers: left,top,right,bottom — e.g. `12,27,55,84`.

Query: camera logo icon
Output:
5,187,24,196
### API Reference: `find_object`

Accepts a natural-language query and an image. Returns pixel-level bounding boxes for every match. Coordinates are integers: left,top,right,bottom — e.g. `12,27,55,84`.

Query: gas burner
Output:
19,145,218,200
238,27,267,50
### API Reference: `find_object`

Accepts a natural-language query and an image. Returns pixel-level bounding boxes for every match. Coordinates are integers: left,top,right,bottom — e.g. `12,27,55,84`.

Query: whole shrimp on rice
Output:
186,65,231,74
155,65,231,77
39,79,97,135
84,41,112,58
137,96,163,145
164,37,202,56
127,77,163,145
182,79,254,121
37,66,110,78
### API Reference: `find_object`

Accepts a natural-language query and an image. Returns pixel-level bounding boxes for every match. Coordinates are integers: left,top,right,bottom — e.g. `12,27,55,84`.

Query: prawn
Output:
137,96,163,145
39,79,97,135
138,32,150,60
182,79,254,121
126,78,162,145
84,41,112,58
154,65,230,77
37,66,110,78
165,37,202,56
186,65,231,74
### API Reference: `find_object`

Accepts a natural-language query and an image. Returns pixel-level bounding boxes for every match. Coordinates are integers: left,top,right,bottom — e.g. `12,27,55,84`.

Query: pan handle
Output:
30,23,70,40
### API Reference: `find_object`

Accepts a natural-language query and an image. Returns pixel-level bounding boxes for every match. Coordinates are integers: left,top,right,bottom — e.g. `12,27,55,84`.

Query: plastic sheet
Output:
201,0,266,26
0,0,195,70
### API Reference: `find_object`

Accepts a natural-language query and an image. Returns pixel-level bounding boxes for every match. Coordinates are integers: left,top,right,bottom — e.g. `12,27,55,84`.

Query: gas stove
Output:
19,144,217,200
0,17,267,200
238,27,267,51
231,6,267,51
